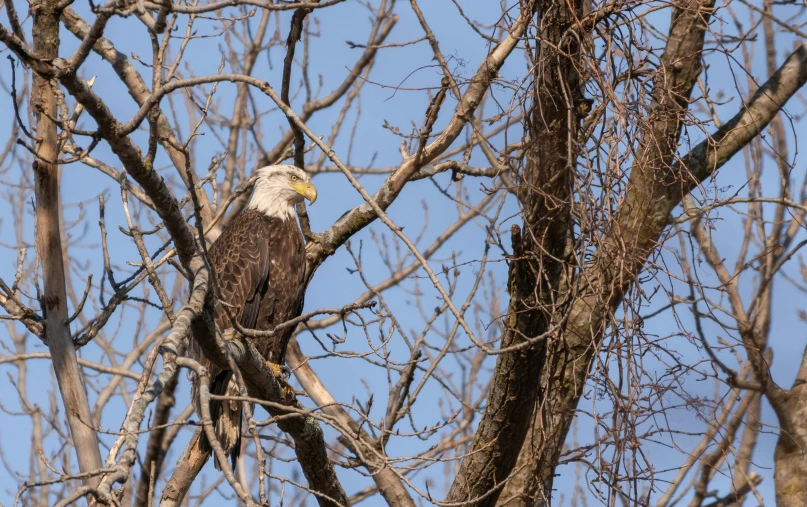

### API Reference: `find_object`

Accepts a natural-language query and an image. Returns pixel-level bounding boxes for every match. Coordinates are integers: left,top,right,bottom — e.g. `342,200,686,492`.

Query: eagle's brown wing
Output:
253,215,306,364
192,209,275,470
209,210,274,334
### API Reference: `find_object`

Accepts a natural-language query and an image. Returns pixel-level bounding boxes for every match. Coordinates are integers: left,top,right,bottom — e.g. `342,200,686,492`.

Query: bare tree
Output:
1,0,807,505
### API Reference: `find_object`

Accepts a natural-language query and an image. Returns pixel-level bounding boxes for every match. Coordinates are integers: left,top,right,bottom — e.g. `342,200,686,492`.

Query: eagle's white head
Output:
247,165,318,221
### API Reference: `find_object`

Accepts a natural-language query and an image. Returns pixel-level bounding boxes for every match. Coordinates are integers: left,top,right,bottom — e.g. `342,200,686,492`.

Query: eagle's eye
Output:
290,175,298,182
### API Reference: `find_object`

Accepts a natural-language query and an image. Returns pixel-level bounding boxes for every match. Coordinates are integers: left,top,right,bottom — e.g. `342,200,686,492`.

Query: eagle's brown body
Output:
210,208,305,362
192,207,306,469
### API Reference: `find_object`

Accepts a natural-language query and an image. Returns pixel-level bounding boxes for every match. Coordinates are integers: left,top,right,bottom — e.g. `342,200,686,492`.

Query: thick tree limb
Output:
96,256,211,500
160,428,211,506
59,7,215,228
500,0,717,501
500,26,807,507
222,338,349,505
681,42,807,188
287,339,417,507
30,0,104,487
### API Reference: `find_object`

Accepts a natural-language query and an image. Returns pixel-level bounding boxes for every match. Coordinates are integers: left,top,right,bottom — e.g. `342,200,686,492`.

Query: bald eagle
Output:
191,164,317,470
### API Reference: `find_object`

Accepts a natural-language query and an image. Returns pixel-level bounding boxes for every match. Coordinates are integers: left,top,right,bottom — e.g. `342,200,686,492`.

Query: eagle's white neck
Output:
247,179,295,221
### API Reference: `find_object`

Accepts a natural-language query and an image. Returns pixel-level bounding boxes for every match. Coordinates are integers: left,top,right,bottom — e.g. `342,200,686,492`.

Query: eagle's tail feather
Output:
202,370,242,471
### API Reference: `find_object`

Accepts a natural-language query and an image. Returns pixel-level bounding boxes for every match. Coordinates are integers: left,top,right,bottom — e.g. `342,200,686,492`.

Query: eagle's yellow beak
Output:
291,180,317,204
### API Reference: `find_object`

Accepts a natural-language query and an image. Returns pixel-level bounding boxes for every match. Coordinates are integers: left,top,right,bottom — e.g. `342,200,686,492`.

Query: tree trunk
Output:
444,0,583,503
775,427,807,506
774,357,807,506
498,0,716,503
32,0,103,485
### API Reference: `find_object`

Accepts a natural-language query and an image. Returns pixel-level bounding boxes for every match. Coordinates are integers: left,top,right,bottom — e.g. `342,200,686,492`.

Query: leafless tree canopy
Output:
2,0,807,505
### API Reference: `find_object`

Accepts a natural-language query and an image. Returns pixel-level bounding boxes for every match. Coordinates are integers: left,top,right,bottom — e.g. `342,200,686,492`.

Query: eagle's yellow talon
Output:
267,362,285,378
267,362,295,398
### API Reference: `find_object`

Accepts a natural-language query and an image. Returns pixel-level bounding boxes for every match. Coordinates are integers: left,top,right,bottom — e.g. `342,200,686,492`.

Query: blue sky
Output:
2,0,806,505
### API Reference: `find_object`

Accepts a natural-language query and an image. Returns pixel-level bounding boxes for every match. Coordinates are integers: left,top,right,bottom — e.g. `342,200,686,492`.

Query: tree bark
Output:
774,383,807,507
31,0,103,485
160,428,211,507
444,0,583,504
